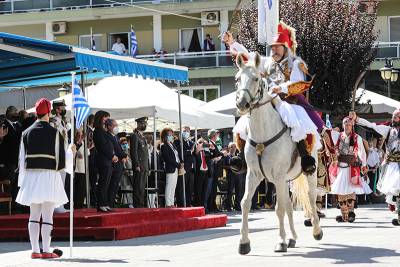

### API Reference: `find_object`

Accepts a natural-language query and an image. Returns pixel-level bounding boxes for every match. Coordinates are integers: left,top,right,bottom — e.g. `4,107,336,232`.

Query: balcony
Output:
0,0,196,14
136,50,234,69
374,41,400,60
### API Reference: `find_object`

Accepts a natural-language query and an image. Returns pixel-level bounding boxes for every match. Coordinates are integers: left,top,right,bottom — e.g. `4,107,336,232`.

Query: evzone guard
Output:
15,98,75,259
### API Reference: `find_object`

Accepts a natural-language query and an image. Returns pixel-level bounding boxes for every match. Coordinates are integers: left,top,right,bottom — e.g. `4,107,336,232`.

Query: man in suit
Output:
130,117,149,208
224,142,244,211
0,106,22,205
203,34,215,51
105,119,127,209
206,129,223,212
174,126,195,207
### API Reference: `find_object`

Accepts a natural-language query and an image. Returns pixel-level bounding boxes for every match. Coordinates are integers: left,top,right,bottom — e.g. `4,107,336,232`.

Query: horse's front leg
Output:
274,179,288,252
239,171,260,255
286,187,297,248
307,172,323,240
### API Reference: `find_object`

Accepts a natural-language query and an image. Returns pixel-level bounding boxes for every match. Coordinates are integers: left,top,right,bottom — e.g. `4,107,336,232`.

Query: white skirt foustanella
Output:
16,169,69,207
330,167,372,195
378,162,400,204
233,101,321,150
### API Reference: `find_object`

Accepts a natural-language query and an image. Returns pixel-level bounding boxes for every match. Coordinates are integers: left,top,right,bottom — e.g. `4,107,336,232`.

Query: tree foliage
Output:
237,0,379,113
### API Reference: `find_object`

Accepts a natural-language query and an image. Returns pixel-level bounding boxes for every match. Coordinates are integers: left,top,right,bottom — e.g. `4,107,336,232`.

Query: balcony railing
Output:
0,0,196,14
374,41,400,59
136,50,234,69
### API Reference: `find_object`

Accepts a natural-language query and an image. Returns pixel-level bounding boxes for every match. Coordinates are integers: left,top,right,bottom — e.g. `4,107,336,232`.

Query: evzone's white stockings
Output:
28,202,55,253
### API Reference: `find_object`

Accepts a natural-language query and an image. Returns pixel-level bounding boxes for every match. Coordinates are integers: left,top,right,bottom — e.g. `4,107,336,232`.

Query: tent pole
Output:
153,110,158,208
81,71,91,208
177,85,186,208
22,87,26,110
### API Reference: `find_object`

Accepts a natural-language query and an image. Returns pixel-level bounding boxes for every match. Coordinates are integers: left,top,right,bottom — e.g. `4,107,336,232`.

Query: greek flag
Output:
130,28,138,57
72,77,90,129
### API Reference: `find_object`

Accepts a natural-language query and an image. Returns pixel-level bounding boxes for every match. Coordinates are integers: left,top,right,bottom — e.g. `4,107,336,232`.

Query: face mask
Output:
113,127,119,135
121,143,129,150
182,131,190,140
167,135,174,142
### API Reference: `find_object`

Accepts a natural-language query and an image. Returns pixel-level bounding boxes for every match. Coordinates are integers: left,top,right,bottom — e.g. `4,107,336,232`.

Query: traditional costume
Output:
329,117,371,223
355,109,400,225
228,21,324,174
16,98,73,259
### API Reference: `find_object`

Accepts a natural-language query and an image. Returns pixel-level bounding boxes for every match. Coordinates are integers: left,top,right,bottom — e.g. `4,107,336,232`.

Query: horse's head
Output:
235,52,266,115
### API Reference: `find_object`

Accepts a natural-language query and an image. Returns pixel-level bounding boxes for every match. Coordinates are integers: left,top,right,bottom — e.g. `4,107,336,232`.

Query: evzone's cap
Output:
35,98,52,115
342,116,354,125
393,108,400,119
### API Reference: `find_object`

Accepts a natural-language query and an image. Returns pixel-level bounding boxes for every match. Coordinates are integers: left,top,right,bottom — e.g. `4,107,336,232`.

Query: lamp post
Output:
57,83,70,97
380,58,399,98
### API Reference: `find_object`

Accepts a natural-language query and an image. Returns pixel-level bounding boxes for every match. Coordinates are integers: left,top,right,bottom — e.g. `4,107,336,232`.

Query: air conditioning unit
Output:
201,11,219,26
52,22,67,35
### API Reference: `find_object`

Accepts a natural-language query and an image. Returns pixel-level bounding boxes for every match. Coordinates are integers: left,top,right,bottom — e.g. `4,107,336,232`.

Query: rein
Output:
236,78,277,112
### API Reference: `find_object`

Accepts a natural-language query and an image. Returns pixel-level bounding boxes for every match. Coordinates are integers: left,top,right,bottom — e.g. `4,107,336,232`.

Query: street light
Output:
379,58,398,98
57,83,70,97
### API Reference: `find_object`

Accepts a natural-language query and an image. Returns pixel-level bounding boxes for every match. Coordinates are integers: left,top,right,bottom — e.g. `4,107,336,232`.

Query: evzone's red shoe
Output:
389,204,396,212
41,252,60,259
31,252,42,259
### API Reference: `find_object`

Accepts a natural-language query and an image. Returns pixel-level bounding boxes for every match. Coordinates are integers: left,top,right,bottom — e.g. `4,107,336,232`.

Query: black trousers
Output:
194,171,208,207
108,163,123,207
176,170,195,207
89,153,98,206
96,164,113,207
226,173,244,210
133,170,147,208
65,173,87,209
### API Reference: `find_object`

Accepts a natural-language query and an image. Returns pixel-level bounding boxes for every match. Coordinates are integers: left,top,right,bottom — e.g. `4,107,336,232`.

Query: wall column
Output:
219,9,229,51
153,14,162,51
45,22,54,41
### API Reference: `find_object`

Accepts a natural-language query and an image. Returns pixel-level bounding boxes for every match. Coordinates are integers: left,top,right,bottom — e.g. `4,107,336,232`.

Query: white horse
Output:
235,52,323,254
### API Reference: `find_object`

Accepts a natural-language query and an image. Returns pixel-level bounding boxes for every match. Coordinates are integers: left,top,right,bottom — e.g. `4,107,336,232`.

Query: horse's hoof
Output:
274,243,288,253
238,242,251,255
336,215,344,222
304,219,312,227
287,239,296,248
348,212,356,223
313,230,323,241
392,218,400,226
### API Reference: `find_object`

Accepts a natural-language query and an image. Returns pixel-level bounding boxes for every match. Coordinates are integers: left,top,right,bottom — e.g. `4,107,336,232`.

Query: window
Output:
179,27,204,52
177,86,220,102
389,16,400,42
108,32,129,55
79,34,103,51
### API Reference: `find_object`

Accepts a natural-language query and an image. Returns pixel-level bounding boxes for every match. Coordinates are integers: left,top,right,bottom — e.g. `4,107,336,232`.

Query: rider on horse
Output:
224,21,324,175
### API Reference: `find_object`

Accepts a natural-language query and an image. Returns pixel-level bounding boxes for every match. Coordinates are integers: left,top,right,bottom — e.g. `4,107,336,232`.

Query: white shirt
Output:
367,147,380,168
112,42,126,55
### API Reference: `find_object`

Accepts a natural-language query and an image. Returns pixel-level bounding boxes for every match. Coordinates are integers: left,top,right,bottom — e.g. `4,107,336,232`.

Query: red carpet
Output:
0,207,227,241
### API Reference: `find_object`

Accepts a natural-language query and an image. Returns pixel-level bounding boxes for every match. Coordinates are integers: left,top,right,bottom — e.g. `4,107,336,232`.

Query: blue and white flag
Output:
130,27,138,57
72,77,90,129
258,0,279,45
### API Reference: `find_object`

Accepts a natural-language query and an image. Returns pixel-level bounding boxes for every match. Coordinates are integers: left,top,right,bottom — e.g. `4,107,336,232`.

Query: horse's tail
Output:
291,174,313,217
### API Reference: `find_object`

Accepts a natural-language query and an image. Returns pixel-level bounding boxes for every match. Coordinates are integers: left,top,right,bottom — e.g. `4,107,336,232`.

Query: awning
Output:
73,48,188,82
0,32,188,87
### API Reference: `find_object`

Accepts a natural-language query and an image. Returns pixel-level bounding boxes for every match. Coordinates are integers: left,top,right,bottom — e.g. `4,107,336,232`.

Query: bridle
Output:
236,75,277,112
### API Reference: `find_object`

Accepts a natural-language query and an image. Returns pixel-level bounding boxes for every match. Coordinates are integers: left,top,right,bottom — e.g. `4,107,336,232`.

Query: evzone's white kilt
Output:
16,169,68,207
233,102,322,150
330,167,372,195
378,162,400,204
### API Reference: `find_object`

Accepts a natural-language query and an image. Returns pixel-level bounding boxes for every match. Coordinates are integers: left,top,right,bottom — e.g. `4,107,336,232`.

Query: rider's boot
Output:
297,139,316,175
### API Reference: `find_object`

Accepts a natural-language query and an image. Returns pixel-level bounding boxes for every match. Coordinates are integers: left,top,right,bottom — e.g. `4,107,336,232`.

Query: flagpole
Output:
90,27,94,51
69,72,76,258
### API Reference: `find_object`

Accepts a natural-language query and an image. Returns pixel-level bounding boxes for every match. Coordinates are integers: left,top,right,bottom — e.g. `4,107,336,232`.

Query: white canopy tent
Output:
28,76,235,129
203,89,400,116
356,88,400,114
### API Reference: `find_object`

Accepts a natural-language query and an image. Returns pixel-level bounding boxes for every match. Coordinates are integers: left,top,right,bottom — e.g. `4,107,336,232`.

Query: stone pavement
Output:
0,204,399,267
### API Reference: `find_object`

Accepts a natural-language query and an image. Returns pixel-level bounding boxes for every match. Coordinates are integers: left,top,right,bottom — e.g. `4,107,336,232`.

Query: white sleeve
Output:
279,59,306,94
17,139,26,187
233,116,249,140
65,144,74,174
356,118,390,138
330,130,340,144
358,135,367,167
229,41,249,55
